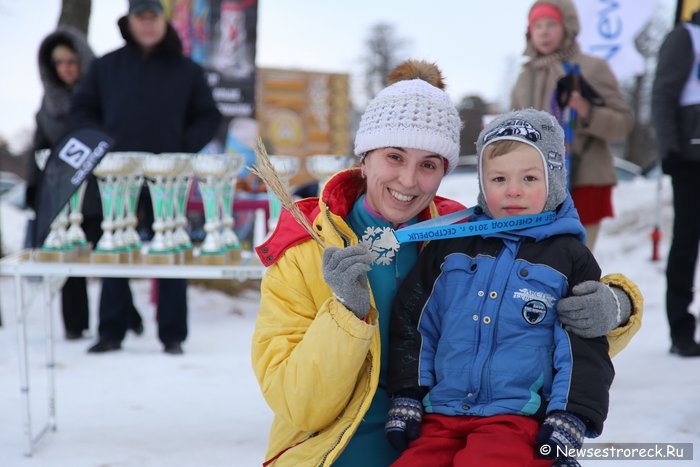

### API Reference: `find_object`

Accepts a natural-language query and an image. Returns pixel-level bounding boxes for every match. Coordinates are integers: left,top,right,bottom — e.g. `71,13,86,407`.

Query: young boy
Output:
385,108,613,466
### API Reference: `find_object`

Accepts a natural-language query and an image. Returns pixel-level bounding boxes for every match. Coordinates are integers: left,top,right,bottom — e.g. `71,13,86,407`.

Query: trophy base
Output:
144,252,176,265
76,243,93,258
173,250,185,264
198,252,227,265
182,248,195,264
91,251,124,264
35,248,78,263
131,248,142,263
227,248,242,265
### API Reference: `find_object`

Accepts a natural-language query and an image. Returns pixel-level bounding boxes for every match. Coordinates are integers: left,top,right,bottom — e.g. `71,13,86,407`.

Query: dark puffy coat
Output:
652,10,700,174
70,16,221,233
71,16,221,153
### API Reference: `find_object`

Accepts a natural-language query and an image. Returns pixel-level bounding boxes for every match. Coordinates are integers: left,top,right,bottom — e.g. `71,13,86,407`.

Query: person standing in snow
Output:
71,0,221,355
251,60,642,466
652,9,700,357
510,0,633,252
28,25,98,340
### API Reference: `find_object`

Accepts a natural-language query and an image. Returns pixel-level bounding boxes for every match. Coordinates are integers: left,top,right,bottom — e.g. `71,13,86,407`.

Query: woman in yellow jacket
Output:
252,60,642,466
511,0,634,251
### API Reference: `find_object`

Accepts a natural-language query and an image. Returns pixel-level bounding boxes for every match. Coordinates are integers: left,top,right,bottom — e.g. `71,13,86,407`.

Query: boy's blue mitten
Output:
322,245,374,319
536,411,585,466
385,396,423,452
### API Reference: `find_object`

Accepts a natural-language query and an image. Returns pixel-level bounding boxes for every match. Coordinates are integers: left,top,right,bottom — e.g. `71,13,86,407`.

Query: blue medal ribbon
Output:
393,210,556,244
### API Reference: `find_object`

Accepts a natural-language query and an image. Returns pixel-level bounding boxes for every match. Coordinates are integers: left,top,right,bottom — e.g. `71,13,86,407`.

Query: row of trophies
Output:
34,150,355,265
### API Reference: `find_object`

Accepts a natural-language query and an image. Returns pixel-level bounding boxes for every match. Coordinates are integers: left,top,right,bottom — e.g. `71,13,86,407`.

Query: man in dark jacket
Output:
652,9,700,357
71,0,222,355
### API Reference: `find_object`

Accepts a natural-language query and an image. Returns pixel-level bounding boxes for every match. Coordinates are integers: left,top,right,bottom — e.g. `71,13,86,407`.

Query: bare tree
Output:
58,0,92,35
362,23,408,101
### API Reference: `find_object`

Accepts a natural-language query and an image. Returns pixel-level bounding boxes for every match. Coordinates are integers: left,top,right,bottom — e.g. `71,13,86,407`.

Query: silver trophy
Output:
306,155,354,195
267,155,300,232
142,155,179,264
220,153,246,262
120,152,148,257
170,154,195,262
40,206,70,251
33,149,75,261
192,154,229,263
64,182,89,254
92,153,132,263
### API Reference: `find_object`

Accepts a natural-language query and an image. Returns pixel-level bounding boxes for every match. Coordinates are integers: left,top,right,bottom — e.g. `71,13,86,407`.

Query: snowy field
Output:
1,171,699,466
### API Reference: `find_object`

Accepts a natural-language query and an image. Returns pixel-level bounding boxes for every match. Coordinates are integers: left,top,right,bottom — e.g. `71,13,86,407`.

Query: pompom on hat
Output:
354,60,462,174
475,108,568,216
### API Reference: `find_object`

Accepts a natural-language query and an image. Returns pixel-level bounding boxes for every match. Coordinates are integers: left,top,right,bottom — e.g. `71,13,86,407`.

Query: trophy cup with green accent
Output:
220,153,245,263
33,149,76,262
142,154,178,264
170,154,195,263
192,154,228,264
266,155,300,233
120,152,147,261
91,153,131,263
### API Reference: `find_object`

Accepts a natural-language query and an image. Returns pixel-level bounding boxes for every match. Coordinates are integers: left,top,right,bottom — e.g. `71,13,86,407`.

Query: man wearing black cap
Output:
71,0,222,355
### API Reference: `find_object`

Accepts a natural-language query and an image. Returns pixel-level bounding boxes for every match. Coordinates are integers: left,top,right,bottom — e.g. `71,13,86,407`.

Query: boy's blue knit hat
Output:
475,108,567,216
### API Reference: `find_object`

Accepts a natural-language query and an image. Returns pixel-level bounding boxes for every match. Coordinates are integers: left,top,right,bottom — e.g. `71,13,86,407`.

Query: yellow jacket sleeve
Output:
251,244,377,433
603,273,644,357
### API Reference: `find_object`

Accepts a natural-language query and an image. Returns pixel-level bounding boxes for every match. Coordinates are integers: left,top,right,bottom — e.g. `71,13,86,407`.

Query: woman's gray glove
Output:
557,281,632,338
322,245,374,319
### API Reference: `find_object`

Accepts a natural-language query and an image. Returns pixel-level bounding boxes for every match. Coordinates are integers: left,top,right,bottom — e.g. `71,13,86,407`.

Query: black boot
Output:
87,339,122,353
163,342,183,355
670,341,700,357
128,308,144,335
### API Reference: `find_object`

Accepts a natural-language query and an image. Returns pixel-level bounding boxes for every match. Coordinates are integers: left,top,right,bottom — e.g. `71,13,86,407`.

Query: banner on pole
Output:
165,0,259,166
33,128,114,246
573,0,657,81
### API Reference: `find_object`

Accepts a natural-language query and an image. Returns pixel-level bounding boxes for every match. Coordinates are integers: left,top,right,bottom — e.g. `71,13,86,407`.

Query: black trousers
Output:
666,169,700,346
98,277,188,345
60,217,102,335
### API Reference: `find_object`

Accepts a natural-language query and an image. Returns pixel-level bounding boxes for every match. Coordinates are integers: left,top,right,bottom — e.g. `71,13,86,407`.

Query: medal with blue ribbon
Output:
392,209,556,244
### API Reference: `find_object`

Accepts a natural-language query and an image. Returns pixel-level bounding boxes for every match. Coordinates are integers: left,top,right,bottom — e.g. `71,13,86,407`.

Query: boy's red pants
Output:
391,413,553,467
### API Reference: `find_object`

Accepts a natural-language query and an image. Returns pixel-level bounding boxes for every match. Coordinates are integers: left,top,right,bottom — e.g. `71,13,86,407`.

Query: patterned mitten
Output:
385,396,423,452
536,411,585,464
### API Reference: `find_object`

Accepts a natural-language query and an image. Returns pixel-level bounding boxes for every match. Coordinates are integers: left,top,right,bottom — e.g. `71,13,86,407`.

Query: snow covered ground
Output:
1,171,699,466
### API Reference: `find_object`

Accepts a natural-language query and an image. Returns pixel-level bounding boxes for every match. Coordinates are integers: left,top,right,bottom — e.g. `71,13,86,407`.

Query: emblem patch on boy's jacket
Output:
360,226,400,265
512,288,555,307
522,300,547,325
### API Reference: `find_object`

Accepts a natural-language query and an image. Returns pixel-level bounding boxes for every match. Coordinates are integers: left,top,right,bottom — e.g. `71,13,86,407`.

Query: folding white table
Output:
0,249,266,456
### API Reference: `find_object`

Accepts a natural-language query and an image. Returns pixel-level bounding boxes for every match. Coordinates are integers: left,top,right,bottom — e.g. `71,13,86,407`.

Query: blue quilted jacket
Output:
388,197,613,436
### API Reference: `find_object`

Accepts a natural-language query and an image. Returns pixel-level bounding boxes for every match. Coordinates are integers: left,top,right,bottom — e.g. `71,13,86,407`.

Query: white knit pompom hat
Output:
353,61,462,174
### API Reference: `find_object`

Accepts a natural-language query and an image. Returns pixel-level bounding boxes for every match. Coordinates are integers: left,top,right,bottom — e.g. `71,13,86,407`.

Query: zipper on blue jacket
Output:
482,238,521,403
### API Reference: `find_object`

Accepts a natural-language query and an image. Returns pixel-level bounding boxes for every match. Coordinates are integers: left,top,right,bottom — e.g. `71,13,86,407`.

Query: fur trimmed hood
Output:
37,25,94,116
